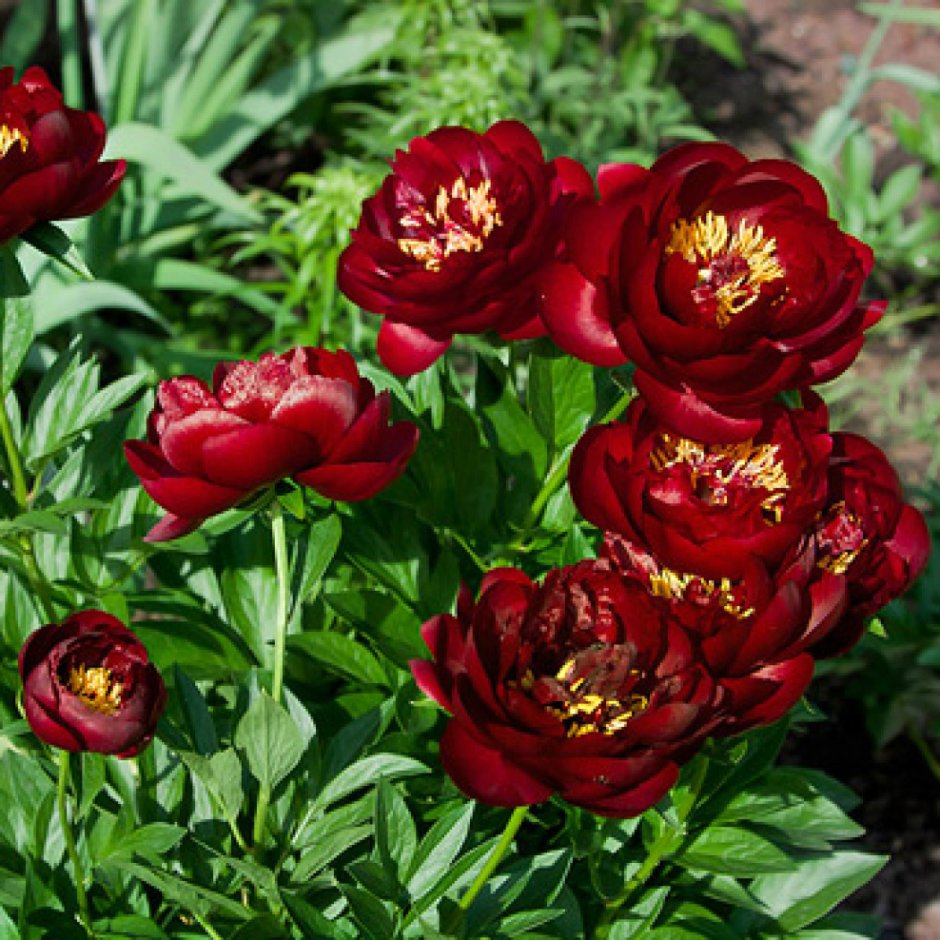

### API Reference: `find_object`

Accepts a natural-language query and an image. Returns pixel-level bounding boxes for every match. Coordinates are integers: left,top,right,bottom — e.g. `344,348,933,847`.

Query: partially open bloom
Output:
0,66,125,244
124,346,419,542
411,563,720,817
539,142,882,440
809,432,930,654
601,534,845,731
19,611,165,757
569,393,832,580
338,120,592,375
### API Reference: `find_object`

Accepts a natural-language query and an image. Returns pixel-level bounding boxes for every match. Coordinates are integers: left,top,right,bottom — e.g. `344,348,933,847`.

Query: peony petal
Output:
439,721,554,807
376,320,452,376
199,422,318,489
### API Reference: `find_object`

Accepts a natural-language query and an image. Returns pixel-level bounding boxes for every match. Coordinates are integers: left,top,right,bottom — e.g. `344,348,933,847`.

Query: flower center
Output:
397,177,502,272
666,210,785,327
527,645,649,738
652,433,789,523
68,664,123,715
0,122,28,159
816,501,868,574
648,566,755,619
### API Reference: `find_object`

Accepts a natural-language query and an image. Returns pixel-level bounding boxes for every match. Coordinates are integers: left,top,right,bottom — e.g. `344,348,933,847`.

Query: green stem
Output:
0,393,27,507
909,724,940,784
57,752,94,936
252,499,291,852
56,0,85,107
269,499,290,707
594,755,710,939
191,911,223,940
458,806,528,911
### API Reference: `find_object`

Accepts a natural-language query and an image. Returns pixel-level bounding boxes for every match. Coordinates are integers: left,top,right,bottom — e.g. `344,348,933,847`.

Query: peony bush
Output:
0,64,931,940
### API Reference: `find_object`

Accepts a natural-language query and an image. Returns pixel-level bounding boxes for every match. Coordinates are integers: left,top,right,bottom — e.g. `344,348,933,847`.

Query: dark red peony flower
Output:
539,142,883,440
601,533,846,731
569,393,832,581
124,346,419,542
411,562,721,817
19,611,166,757
809,432,930,654
0,66,125,245
338,120,593,375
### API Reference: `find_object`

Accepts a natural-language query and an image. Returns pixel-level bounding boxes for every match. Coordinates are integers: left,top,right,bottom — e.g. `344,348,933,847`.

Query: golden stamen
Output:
817,501,868,575
0,123,28,159
68,664,123,715
666,210,785,327
397,178,503,272
648,566,755,620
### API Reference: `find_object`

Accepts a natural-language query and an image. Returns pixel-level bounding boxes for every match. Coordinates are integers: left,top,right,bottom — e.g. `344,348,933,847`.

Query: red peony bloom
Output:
19,611,166,757
411,562,721,817
569,393,832,581
338,120,592,375
601,534,847,731
124,346,419,542
809,432,930,654
0,66,125,244
539,142,883,440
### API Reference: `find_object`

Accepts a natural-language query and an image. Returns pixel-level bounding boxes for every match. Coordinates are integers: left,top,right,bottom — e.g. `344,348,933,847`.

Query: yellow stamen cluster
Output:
648,566,755,620
666,210,785,327
652,433,789,523
397,178,502,272
548,658,648,738
68,664,123,715
817,501,868,575
0,123,28,159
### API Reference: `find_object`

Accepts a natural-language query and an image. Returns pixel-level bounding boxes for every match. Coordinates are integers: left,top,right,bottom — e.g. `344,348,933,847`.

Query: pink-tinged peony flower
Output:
124,346,419,542
809,432,930,655
411,562,721,817
338,120,593,375
19,611,166,757
569,393,832,581
539,142,882,440
0,66,125,244
601,534,846,731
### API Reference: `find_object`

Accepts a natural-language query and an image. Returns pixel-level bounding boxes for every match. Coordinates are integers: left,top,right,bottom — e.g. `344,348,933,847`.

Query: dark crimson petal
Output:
124,440,248,517
718,655,814,732
60,159,126,217
1,163,77,216
597,163,649,199
410,659,451,710
199,423,318,489
438,721,554,807
376,320,452,376
539,262,627,366
568,424,638,535
564,762,679,818
23,690,86,751
144,512,204,543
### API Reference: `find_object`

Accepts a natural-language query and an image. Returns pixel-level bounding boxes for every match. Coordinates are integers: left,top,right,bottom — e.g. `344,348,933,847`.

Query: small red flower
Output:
124,346,419,541
338,120,592,375
0,66,125,244
809,432,930,654
19,611,166,757
569,393,832,580
539,142,882,440
411,562,721,817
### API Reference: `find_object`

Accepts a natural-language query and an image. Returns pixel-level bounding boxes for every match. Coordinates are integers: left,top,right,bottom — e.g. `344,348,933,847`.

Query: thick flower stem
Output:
593,755,710,939
252,499,292,853
269,498,291,707
57,751,94,937
458,805,529,911
0,394,28,507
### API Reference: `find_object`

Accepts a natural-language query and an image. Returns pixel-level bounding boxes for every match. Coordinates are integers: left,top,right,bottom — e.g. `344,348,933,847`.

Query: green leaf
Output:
750,852,888,932
21,223,92,279
290,631,388,687
234,693,305,792
32,280,168,334
172,667,218,754
291,514,342,617
406,802,475,899
0,0,49,71
105,122,259,220
308,753,427,819
0,895,20,938
93,915,168,939
195,23,398,170
341,885,397,940
291,824,373,882
1,297,33,395
100,822,186,862
675,825,795,876
528,342,597,449
374,777,417,879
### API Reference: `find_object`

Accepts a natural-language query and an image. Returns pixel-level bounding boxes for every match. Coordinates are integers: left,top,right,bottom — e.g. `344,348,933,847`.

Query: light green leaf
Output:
1,297,33,395
234,693,305,792
289,631,388,688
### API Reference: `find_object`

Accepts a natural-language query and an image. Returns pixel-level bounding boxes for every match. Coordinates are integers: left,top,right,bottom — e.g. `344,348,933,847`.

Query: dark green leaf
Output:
528,343,596,450
289,631,388,688
375,777,417,879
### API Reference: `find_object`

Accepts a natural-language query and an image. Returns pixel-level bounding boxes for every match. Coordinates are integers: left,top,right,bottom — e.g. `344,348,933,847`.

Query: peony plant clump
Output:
0,64,931,940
